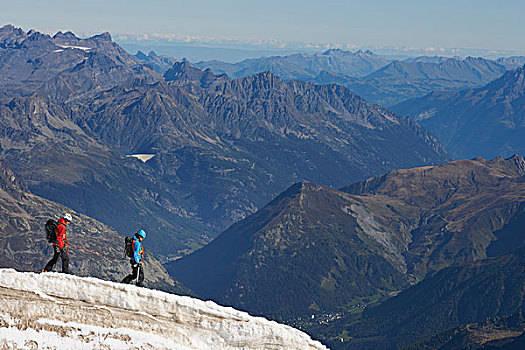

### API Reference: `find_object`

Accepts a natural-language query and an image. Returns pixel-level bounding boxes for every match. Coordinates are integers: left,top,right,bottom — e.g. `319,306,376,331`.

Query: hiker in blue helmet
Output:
121,229,146,286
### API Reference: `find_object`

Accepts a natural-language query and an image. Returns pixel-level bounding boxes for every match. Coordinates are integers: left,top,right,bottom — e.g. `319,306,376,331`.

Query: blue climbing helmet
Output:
137,229,146,239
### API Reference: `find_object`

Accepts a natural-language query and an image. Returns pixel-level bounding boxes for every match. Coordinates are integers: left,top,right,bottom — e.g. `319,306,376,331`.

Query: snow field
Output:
0,269,328,349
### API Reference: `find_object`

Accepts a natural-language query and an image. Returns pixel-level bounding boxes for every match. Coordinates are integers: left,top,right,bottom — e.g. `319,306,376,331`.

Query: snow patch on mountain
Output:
58,44,92,51
0,269,327,349
127,154,155,163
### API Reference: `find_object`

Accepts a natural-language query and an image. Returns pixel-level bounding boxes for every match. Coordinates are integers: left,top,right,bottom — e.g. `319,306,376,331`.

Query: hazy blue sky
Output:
2,0,524,52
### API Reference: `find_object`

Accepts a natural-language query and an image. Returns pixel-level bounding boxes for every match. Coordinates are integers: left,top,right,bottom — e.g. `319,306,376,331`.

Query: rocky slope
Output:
0,269,327,349
324,247,525,349
168,156,525,323
0,159,186,293
393,64,525,159
403,314,525,350
341,155,525,276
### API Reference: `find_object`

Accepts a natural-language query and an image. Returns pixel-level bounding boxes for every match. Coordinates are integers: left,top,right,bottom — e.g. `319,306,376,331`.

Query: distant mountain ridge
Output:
364,56,506,82
393,64,525,158
71,63,448,234
195,49,391,79
195,49,519,106
320,56,510,106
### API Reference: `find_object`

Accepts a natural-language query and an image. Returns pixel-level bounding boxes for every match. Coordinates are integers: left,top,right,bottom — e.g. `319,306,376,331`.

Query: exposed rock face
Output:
393,65,525,158
169,156,525,321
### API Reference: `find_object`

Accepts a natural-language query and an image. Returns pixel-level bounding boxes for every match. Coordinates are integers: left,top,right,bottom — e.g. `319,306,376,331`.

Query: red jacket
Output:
55,217,68,249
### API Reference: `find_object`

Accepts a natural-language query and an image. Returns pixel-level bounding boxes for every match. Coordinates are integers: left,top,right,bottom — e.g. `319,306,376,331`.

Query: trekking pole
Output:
135,264,141,286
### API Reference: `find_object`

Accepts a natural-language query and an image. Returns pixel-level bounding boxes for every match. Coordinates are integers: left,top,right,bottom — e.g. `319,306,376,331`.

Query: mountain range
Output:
195,50,522,106
194,49,390,80
0,24,157,101
169,156,525,324
0,25,449,258
393,64,525,159
1,24,525,349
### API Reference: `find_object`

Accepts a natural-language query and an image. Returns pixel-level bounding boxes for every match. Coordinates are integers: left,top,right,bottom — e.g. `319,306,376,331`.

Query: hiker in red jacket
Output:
43,213,72,273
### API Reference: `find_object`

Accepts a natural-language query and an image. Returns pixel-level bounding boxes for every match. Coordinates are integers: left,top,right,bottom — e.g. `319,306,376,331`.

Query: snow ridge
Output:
0,269,327,349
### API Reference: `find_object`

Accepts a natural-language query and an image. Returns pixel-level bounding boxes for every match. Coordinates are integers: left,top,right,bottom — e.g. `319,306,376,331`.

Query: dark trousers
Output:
44,244,69,273
122,263,144,286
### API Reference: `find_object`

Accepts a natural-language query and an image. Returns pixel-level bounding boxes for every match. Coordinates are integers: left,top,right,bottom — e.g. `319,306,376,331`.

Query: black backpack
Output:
45,219,58,243
125,237,134,258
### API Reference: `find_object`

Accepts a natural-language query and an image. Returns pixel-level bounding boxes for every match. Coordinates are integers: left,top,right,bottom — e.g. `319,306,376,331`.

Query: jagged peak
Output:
26,29,51,41
0,24,27,43
135,50,147,59
0,24,15,31
464,56,483,62
270,182,326,204
164,61,199,79
52,30,77,39
507,154,525,174
252,70,281,80
321,48,344,55
320,48,377,57
164,61,225,88
90,32,112,42
0,24,23,34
